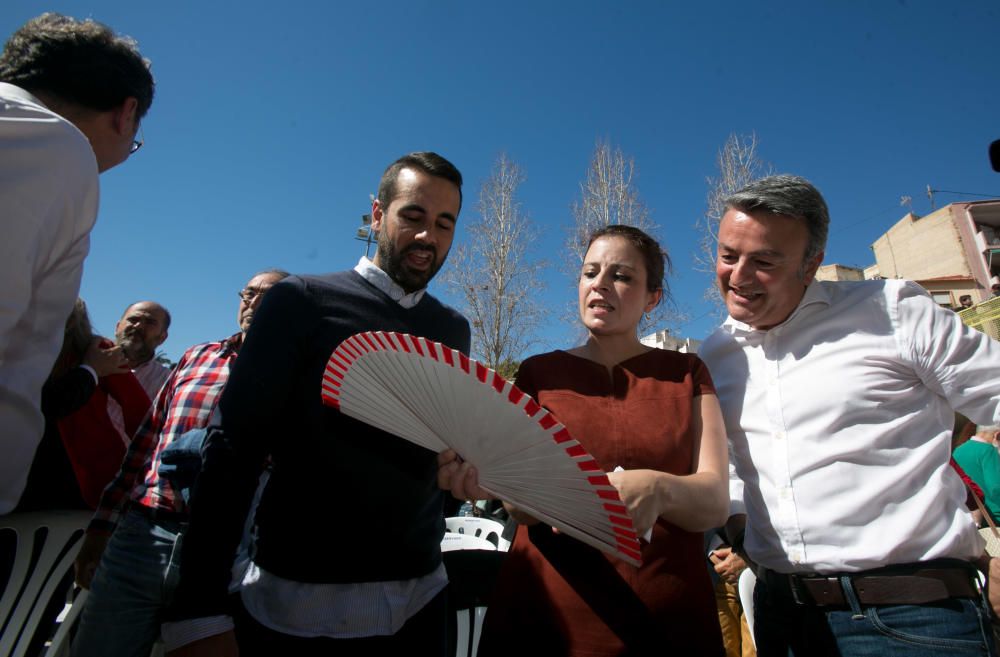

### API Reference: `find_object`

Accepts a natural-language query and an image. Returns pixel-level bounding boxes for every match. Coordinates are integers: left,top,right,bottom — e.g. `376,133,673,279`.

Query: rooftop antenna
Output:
354,193,377,258
926,184,935,210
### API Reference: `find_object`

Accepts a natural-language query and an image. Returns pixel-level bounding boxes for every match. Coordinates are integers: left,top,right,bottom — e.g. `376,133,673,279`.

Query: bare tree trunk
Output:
695,132,772,308
566,139,670,336
442,154,546,380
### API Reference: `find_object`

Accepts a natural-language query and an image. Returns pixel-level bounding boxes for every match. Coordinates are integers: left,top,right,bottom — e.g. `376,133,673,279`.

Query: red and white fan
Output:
320,331,642,566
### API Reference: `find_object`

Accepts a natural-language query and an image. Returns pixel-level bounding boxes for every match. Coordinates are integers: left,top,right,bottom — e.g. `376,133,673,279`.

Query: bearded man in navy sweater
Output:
165,152,470,657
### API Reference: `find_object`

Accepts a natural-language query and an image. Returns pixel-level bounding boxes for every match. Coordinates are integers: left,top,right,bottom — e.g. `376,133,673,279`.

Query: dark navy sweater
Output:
170,271,470,619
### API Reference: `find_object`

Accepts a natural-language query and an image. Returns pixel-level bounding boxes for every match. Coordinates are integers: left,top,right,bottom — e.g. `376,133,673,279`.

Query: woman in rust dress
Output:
454,225,729,656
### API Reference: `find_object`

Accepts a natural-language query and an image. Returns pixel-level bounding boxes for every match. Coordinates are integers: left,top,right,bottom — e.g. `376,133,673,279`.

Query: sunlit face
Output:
716,209,822,330
115,301,168,364
578,236,661,337
371,168,460,293
237,272,285,333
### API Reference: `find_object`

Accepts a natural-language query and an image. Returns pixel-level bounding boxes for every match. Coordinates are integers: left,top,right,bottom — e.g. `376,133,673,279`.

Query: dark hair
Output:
121,301,171,331
724,174,830,264
959,295,973,303
586,224,671,304
0,13,154,118
51,298,94,379
376,152,463,213
255,268,291,279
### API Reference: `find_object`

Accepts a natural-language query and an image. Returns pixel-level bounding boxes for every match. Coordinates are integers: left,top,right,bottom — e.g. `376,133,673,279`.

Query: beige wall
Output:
871,207,971,280
815,264,864,282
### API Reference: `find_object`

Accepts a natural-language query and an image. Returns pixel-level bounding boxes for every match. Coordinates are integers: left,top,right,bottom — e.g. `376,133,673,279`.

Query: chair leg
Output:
470,606,487,657
46,588,88,657
454,609,471,657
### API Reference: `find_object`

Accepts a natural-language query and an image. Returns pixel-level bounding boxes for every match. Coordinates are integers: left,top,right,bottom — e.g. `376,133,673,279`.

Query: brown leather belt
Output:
759,561,980,607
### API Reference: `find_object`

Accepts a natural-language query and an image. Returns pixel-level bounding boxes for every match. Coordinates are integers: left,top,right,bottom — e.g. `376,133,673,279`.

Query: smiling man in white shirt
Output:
699,175,1000,656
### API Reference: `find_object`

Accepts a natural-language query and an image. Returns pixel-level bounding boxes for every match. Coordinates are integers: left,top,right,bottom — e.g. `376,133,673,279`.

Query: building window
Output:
931,292,952,307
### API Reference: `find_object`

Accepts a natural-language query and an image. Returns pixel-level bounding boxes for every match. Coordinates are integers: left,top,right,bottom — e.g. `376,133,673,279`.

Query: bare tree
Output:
567,139,657,264
443,154,546,380
566,139,670,335
695,132,772,305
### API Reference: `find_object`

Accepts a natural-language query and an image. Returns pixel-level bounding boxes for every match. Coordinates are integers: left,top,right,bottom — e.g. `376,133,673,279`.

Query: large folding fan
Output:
320,331,643,566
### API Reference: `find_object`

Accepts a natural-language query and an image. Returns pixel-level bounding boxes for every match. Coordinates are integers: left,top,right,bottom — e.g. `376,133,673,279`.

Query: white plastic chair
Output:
442,531,493,656
441,533,497,552
442,519,504,656
737,567,757,649
444,517,509,552
0,510,91,657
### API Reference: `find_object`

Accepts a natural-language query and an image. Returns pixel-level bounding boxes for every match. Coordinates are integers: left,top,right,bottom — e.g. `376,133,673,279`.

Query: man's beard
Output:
117,331,154,365
376,235,446,293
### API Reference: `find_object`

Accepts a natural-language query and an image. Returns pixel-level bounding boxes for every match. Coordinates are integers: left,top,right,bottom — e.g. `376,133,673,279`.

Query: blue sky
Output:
7,1,999,361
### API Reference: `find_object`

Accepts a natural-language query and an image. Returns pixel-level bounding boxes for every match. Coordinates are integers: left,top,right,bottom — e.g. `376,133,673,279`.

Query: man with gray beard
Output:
107,301,172,440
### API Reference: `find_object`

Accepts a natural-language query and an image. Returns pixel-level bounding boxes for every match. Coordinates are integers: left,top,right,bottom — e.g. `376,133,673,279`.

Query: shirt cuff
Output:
80,364,98,384
160,616,234,652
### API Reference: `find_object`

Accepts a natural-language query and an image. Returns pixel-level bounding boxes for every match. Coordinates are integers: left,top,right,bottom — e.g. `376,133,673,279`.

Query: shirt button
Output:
773,431,786,440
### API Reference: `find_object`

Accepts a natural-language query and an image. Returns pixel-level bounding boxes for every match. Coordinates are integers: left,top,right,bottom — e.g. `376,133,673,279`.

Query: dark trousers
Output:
234,588,448,657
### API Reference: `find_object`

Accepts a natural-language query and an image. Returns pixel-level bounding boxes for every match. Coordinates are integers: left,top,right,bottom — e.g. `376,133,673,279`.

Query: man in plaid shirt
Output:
71,269,288,657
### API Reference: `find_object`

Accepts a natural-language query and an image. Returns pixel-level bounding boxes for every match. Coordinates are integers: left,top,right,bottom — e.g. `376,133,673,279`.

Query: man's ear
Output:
370,198,384,232
803,250,825,282
155,329,168,347
113,97,139,135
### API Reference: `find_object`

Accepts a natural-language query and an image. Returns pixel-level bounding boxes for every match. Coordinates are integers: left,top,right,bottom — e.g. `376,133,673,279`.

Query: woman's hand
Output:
607,468,664,538
83,337,129,377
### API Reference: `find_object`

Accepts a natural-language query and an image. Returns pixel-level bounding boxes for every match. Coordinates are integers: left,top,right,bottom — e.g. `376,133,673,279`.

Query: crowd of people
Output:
3,11,1000,657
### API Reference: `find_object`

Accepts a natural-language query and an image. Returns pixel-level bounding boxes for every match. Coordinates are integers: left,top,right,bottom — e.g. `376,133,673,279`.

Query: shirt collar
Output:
722,279,832,337
354,257,426,308
0,82,45,108
223,332,244,354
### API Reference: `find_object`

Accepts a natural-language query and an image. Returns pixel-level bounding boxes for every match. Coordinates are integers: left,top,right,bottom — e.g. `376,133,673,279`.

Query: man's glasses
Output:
238,288,269,303
130,124,145,155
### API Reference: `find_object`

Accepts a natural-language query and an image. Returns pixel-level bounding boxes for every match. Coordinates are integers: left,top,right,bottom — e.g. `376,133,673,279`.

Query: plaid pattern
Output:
89,334,242,534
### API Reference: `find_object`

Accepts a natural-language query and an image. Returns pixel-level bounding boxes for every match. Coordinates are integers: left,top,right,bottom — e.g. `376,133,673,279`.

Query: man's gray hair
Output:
977,424,1000,434
724,174,830,263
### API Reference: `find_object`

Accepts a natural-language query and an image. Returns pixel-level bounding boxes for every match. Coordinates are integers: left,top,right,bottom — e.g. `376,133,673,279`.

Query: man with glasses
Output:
71,270,289,657
165,153,469,657
0,13,155,514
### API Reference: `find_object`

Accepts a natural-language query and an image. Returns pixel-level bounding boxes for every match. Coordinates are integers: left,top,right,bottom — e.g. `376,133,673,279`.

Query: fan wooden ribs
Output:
321,331,643,566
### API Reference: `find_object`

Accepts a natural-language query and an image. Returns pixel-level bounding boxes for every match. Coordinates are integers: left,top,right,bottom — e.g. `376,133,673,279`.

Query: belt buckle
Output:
787,573,809,605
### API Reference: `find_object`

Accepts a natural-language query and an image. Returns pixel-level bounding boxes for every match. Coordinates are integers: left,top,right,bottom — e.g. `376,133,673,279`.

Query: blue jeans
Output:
71,509,185,657
754,573,998,656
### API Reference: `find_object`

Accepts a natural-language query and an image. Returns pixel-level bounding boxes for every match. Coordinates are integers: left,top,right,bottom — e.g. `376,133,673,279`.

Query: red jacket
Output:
57,370,150,508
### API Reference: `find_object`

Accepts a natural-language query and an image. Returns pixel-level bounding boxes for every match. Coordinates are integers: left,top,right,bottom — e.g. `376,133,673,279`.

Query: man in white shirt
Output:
699,175,1000,656
0,13,154,514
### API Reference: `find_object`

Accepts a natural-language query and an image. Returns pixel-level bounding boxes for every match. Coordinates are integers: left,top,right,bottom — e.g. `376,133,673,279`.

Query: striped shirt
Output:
89,334,242,534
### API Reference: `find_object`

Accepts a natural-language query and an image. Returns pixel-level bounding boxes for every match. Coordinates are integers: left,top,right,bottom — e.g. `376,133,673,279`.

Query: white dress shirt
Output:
0,83,99,514
700,279,1000,573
